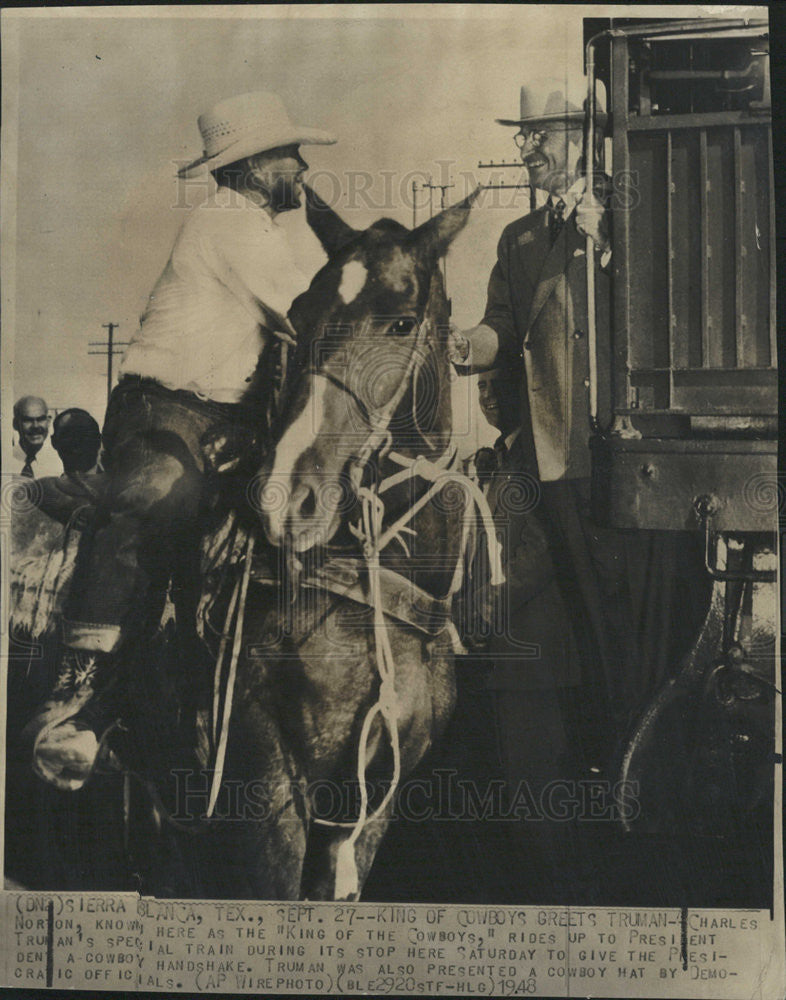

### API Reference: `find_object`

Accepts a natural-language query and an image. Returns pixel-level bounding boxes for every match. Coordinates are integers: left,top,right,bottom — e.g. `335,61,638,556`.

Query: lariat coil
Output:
331,443,503,900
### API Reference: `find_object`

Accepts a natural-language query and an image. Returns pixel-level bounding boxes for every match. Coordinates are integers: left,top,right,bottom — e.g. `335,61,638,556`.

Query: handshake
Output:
447,324,472,367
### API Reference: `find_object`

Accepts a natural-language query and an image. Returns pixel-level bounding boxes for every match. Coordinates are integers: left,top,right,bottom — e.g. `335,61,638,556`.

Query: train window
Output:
628,37,769,116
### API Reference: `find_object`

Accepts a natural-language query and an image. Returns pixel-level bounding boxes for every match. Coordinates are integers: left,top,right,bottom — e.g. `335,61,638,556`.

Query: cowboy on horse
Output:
24,92,337,790
18,84,500,898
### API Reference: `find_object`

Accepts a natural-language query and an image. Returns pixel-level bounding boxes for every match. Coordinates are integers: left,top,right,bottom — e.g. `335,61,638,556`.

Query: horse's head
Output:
261,184,477,551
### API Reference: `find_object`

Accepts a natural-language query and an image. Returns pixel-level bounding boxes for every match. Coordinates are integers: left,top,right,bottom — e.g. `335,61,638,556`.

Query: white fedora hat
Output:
497,76,607,127
177,91,336,178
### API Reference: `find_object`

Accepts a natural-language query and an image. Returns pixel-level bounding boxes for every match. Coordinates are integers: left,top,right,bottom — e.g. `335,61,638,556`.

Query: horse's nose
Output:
285,474,342,552
291,480,317,521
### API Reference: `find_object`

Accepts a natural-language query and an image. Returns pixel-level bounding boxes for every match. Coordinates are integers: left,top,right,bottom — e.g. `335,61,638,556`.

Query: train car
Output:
585,17,777,845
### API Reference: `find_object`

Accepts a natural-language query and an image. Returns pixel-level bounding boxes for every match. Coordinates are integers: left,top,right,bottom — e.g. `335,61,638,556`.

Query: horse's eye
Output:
388,317,417,336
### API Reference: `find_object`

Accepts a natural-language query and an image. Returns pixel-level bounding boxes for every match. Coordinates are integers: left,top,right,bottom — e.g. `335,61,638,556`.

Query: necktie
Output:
21,458,34,478
493,437,508,471
549,197,566,245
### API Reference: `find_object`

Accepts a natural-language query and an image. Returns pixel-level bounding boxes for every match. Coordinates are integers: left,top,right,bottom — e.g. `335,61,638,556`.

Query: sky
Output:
1,3,766,456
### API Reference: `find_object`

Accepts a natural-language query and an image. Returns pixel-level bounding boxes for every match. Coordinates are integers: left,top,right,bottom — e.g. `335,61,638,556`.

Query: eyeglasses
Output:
514,130,538,148
514,125,577,148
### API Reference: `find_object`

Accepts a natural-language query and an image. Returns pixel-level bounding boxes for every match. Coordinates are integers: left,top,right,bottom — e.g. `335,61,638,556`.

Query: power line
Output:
476,160,535,210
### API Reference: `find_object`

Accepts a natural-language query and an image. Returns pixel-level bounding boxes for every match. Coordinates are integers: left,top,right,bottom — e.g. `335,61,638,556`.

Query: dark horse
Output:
116,185,493,899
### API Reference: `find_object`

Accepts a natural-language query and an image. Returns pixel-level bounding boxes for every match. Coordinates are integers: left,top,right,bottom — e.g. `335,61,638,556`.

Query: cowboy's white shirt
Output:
120,191,316,403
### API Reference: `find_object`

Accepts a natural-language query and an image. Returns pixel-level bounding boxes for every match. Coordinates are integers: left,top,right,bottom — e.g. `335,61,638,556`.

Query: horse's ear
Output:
304,184,359,256
409,185,481,258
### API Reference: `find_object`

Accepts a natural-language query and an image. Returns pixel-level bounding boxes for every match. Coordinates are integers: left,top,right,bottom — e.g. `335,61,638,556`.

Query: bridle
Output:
306,311,438,493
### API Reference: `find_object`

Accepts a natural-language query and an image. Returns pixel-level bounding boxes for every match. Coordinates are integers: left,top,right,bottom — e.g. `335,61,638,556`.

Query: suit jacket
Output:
482,205,611,481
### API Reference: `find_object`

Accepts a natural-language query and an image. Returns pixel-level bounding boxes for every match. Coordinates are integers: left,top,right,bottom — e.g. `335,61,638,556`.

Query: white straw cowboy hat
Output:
177,91,336,178
497,76,607,127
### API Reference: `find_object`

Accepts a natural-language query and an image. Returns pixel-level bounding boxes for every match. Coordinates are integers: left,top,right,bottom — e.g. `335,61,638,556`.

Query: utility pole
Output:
477,159,535,210
422,177,455,216
89,322,129,409
411,179,433,228
422,177,456,299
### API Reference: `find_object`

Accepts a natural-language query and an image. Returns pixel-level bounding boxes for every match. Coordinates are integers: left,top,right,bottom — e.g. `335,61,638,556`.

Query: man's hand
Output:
447,322,472,366
570,174,611,252
575,192,610,252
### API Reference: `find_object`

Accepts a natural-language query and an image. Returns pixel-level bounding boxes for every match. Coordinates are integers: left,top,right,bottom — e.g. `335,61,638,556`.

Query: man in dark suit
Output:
451,77,710,776
451,77,611,481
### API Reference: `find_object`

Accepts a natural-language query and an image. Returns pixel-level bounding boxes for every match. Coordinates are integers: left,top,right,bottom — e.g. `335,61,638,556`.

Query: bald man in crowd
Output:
12,396,61,478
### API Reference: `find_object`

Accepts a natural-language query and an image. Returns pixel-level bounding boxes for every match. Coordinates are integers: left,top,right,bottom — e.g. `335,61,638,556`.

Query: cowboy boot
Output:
21,648,119,791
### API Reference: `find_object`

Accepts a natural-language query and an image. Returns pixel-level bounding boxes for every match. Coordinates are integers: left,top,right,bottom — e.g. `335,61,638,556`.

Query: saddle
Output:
196,511,462,650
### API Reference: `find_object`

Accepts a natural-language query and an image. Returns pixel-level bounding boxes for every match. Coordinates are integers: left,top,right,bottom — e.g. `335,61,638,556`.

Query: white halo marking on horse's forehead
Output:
338,260,368,304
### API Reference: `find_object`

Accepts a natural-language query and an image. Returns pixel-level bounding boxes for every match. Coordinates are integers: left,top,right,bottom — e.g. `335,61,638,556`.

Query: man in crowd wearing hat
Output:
12,396,61,479
450,78,709,791
24,92,337,790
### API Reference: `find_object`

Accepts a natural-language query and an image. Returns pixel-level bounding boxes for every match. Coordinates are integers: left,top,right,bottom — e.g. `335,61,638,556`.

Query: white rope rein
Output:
330,442,504,899
332,482,403,898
